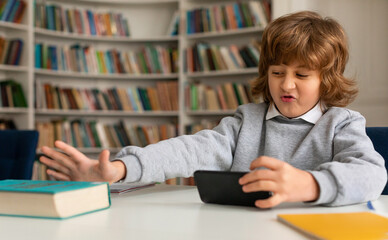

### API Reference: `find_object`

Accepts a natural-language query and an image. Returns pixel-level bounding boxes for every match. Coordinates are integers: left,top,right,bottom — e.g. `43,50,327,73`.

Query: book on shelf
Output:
0,0,26,23
186,42,260,73
37,82,178,112
165,177,195,186
277,212,388,240
31,159,52,181
34,43,178,75
0,79,27,107
34,1,130,37
0,37,23,65
36,119,178,149
0,179,111,219
186,82,252,111
185,1,270,35
166,10,180,36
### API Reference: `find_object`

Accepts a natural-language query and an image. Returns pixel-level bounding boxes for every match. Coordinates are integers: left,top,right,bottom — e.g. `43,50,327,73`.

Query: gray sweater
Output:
115,103,387,206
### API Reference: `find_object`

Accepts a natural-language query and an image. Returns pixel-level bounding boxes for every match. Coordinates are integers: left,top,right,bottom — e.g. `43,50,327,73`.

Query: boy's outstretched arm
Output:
40,140,126,184
239,156,319,208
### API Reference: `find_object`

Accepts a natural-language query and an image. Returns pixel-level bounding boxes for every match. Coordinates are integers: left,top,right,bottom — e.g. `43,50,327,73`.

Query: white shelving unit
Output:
0,2,34,129
178,0,267,134
1,0,270,154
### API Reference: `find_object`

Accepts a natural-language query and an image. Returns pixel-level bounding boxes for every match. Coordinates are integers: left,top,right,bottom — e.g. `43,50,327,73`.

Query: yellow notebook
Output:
277,212,388,240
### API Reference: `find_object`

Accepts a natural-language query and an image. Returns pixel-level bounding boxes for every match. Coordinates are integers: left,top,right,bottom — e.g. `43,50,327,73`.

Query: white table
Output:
0,184,387,240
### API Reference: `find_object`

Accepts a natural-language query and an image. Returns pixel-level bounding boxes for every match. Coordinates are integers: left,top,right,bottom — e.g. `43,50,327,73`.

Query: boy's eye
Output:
272,71,282,75
296,73,308,78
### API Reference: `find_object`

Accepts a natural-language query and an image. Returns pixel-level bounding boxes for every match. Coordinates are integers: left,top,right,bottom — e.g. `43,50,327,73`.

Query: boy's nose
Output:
281,75,296,90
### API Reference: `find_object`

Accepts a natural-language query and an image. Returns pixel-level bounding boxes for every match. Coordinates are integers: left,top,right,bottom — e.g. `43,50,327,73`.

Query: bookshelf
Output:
179,0,269,135
0,0,269,137
32,0,181,157
0,0,33,129
1,0,271,182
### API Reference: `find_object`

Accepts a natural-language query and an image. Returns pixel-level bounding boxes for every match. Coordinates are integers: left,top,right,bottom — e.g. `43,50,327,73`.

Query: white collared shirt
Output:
266,102,326,124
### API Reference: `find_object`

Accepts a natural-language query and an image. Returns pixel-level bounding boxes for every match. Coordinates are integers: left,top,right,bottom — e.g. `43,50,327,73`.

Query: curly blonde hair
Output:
251,11,358,107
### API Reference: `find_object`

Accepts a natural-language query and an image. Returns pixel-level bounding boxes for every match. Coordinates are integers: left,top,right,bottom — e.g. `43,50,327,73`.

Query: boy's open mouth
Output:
281,95,295,102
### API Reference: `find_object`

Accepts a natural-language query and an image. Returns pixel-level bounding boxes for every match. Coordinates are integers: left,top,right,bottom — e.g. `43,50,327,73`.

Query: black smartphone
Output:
194,170,272,207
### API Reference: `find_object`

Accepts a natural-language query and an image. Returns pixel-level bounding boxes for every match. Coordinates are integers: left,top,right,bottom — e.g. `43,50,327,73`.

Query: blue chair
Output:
366,127,388,195
0,130,39,180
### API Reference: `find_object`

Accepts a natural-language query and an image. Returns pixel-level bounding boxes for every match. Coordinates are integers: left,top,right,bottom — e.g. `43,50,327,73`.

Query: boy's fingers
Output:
47,169,71,181
250,156,285,170
239,169,276,185
41,147,77,171
242,179,277,193
99,150,111,169
255,193,283,209
54,141,86,163
40,156,71,176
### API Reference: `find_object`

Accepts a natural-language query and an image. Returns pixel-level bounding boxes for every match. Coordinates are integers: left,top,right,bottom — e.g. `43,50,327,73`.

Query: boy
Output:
40,11,387,208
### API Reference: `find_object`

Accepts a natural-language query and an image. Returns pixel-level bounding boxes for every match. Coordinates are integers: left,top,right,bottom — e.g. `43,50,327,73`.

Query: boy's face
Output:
268,61,321,118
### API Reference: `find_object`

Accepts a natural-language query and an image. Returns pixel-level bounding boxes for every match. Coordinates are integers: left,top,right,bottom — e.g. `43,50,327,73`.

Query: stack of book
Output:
35,43,178,74
35,119,178,149
186,42,260,72
0,0,26,23
36,82,178,112
34,2,130,37
186,0,270,34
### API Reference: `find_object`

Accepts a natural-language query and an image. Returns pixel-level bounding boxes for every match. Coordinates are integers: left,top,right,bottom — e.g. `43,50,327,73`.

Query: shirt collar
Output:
266,102,325,124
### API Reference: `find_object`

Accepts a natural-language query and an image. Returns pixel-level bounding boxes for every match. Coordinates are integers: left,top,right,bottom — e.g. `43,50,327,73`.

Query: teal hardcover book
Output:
0,180,111,219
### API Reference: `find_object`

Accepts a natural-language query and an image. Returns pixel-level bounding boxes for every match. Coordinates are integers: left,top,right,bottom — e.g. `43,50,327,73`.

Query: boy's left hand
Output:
239,156,319,208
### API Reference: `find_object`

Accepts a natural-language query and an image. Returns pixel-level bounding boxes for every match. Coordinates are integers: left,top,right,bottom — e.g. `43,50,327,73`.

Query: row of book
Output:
186,0,270,34
0,0,26,23
165,177,195,186
34,2,130,37
35,119,178,149
0,37,23,65
185,82,254,111
37,81,178,112
0,118,16,129
0,79,27,107
35,43,179,75
186,42,260,72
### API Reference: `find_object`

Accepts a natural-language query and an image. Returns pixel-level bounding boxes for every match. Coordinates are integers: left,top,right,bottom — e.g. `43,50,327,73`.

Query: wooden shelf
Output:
0,21,28,31
186,26,265,40
186,110,235,116
75,0,179,5
186,68,258,78
0,64,28,72
34,27,179,42
35,109,179,117
34,69,179,80
0,107,29,114
36,147,122,155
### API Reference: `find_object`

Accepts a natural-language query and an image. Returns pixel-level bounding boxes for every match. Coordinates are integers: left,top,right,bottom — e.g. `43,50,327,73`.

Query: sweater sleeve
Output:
309,110,387,206
114,109,244,183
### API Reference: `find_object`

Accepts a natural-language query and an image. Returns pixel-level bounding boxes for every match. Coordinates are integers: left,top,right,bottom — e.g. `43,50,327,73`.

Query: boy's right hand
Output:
40,140,126,184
